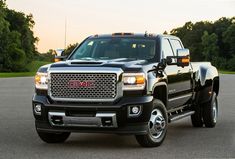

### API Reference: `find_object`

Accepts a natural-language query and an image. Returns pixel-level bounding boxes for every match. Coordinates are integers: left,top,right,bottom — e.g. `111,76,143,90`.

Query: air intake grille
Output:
49,73,117,100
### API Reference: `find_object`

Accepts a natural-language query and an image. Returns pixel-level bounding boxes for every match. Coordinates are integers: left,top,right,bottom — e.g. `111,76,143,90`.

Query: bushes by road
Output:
0,61,50,78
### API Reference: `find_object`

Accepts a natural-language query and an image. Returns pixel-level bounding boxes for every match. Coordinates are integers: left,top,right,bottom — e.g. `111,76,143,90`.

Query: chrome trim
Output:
48,112,117,128
48,67,122,74
169,110,195,122
212,99,218,123
149,108,166,139
47,67,123,102
168,93,192,102
96,113,117,127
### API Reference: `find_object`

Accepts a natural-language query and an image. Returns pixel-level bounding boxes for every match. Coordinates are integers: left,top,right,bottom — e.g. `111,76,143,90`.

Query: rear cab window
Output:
162,39,175,58
170,39,183,55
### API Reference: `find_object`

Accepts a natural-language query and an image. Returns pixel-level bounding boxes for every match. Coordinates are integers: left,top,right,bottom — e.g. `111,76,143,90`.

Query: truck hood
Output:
48,58,151,72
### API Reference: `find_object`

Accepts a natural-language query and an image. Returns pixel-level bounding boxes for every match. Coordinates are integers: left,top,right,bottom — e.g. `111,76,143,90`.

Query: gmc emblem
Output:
68,80,95,88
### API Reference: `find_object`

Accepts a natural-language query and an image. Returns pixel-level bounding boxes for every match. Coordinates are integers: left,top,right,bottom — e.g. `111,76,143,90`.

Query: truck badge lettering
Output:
68,80,95,88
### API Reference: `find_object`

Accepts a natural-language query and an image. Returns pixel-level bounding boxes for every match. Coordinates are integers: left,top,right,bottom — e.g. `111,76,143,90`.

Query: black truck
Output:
33,33,219,147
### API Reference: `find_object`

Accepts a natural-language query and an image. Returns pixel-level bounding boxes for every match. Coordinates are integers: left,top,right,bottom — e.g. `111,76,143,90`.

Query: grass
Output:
0,61,51,78
26,61,51,72
219,70,235,74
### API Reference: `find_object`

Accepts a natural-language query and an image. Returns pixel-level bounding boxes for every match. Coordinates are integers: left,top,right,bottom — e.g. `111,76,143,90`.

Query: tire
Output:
135,99,168,147
191,104,203,127
202,92,218,128
37,130,71,143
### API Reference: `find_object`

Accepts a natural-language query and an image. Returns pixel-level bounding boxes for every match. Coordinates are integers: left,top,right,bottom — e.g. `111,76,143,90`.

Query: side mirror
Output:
54,56,67,62
176,49,190,67
166,49,190,67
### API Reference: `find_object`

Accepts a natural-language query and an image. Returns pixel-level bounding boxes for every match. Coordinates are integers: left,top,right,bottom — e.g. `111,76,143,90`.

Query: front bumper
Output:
32,94,153,135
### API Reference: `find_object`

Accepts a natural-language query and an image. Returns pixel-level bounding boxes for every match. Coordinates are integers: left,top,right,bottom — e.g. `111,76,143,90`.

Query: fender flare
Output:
152,82,168,107
194,65,219,105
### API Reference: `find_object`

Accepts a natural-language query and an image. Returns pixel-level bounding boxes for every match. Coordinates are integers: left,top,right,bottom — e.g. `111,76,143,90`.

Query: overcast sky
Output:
6,0,235,53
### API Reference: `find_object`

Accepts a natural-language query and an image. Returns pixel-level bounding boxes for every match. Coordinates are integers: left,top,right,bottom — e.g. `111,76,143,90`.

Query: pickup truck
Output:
33,33,219,147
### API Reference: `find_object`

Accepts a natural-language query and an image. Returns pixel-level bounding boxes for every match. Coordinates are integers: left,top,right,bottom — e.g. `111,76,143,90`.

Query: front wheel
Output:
135,99,168,147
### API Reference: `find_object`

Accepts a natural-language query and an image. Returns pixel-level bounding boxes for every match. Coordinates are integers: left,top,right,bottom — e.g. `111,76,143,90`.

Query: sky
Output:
6,0,235,53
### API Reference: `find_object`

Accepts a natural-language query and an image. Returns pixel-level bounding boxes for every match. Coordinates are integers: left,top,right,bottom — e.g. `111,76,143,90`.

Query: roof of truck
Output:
89,33,178,39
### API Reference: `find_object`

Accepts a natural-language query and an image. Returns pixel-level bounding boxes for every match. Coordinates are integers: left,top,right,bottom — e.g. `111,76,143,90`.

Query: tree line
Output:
170,17,235,71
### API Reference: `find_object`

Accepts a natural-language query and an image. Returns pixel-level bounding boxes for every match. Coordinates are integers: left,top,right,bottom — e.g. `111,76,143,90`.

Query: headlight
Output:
123,73,146,90
35,72,48,90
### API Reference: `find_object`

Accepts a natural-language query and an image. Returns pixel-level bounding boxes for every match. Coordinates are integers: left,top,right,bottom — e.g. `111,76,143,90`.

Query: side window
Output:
162,39,174,58
170,39,183,55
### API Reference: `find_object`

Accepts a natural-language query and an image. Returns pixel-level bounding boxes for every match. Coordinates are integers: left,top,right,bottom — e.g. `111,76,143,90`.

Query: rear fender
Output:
194,65,219,105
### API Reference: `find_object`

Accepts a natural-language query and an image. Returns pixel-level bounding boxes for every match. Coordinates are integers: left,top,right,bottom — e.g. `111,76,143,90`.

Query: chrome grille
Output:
49,73,117,100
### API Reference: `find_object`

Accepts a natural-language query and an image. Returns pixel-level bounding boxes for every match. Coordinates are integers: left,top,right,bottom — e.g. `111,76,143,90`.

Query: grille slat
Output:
50,73,117,100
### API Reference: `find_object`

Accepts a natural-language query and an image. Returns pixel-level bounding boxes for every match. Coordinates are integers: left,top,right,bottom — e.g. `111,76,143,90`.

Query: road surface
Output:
0,75,234,159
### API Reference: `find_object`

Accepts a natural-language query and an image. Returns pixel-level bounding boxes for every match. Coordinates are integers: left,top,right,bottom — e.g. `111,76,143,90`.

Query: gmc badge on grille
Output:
68,80,95,88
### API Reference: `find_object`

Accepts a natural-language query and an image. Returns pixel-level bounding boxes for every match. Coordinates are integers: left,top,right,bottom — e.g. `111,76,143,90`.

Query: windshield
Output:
70,38,156,60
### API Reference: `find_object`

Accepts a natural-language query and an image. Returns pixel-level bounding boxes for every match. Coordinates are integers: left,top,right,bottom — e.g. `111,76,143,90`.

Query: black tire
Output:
202,92,218,128
135,99,168,147
37,130,71,143
191,104,203,127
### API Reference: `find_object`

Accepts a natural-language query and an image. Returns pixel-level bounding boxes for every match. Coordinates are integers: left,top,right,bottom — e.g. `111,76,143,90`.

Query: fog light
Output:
34,104,42,115
132,106,140,114
128,105,142,117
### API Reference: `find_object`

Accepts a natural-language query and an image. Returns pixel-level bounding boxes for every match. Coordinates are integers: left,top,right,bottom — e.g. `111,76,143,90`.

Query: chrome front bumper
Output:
48,112,117,128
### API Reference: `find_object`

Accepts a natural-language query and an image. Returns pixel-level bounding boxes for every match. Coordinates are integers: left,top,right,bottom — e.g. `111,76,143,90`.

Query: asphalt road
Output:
0,75,234,159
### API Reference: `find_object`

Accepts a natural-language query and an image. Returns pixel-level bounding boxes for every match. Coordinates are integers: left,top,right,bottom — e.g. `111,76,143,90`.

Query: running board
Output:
168,110,195,123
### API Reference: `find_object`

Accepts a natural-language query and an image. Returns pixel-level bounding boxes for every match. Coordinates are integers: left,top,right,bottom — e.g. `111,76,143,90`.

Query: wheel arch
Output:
152,82,168,108
194,65,219,105
213,76,219,96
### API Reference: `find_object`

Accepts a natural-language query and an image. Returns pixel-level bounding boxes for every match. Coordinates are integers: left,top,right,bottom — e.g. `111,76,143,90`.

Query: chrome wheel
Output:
149,109,166,139
212,99,218,123
135,100,168,147
202,92,218,128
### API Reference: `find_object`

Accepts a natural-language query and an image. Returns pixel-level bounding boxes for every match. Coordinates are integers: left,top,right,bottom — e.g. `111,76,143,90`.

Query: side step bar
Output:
168,110,195,123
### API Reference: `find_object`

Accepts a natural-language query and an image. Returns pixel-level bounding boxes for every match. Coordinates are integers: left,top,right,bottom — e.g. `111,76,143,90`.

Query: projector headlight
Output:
34,72,48,90
123,73,146,90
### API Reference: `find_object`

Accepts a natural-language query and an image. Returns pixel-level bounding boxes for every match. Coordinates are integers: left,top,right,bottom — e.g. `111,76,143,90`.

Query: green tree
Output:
213,17,234,58
227,56,235,71
6,9,37,62
171,21,213,61
201,31,219,61
0,0,37,72
0,0,26,71
223,24,235,57
223,23,235,71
